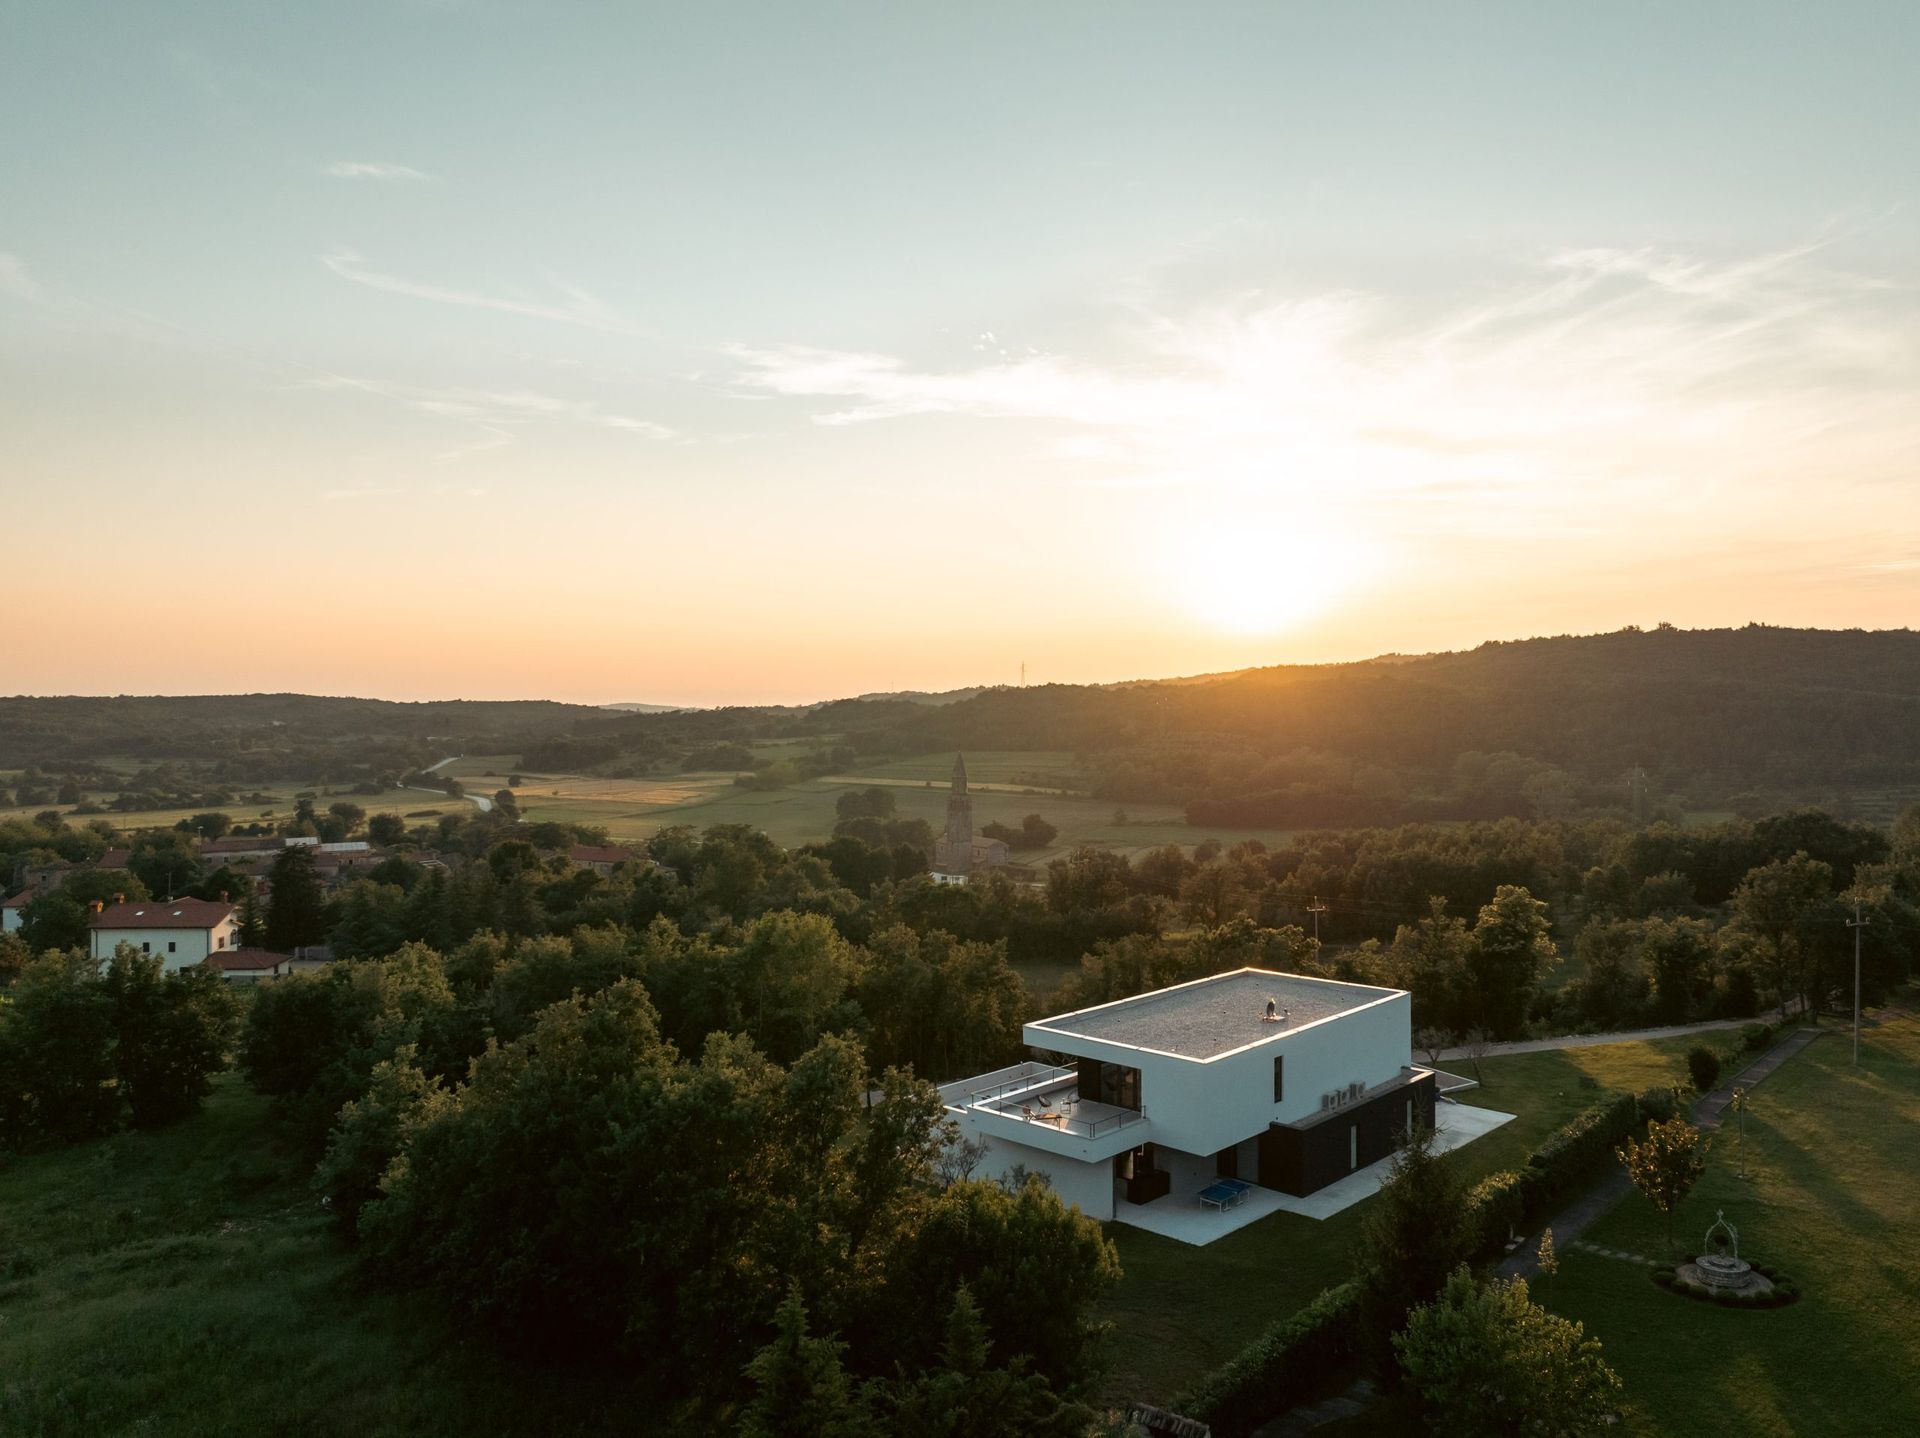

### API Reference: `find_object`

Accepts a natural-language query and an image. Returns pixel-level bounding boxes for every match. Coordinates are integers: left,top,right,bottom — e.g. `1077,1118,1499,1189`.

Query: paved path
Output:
1496,1025,1825,1279
1437,1016,1753,1062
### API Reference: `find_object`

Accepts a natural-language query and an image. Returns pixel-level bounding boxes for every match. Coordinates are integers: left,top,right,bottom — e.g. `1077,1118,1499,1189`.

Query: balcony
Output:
940,1061,1147,1161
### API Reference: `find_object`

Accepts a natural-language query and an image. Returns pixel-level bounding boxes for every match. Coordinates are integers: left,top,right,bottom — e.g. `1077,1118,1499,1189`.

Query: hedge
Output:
1462,1168,1529,1259
1172,1280,1364,1438
1523,1092,1640,1213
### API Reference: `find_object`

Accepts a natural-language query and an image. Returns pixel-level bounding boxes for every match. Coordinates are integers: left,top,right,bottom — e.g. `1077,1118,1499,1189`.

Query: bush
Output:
1174,1281,1364,1438
1741,1021,1775,1052
1686,1046,1722,1092
1636,1085,1680,1123
1462,1170,1527,1259
1523,1093,1640,1215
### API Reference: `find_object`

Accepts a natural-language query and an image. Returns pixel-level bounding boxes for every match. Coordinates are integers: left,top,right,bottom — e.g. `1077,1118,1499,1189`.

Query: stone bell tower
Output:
934,753,974,875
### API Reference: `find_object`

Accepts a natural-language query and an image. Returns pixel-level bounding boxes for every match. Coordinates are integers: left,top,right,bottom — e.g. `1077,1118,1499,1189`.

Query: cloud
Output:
324,161,434,181
731,240,1919,525
0,252,41,302
320,251,637,333
305,375,675,461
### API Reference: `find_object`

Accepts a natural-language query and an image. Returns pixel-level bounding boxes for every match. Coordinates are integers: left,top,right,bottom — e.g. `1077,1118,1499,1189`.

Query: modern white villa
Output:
940,968,1501,1240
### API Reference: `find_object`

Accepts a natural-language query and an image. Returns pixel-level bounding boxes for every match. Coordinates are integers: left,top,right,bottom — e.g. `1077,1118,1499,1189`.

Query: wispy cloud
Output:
324,161,434,182
731,240,1918,523
306,375,674,461
320,251,637,333
0,252,41,302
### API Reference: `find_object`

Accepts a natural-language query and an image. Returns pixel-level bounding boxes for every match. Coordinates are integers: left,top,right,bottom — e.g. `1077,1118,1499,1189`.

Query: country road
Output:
399,755,493,813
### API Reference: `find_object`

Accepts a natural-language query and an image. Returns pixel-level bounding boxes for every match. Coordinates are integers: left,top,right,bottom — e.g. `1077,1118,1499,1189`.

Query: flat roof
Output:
1028,968,1402,1062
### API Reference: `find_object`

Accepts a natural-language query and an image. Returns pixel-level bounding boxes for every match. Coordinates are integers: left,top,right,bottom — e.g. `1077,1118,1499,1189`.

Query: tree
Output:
237,891,267,948
1352,1123,1469,1377
368,813,407,846
0,951,119,1148
879,1284,1093,1438
1389,898,1473,1033
185,811,233,840
1617,1116,1709,1253
105,950,240,1128
739,1286,871,1438
264,846,327,952
1393,1267,1621,1437
315,1045,452,1232
328,801,367,836
1465,886,1557,1038
1729,851,1838,1017
1536,1226,1559,1305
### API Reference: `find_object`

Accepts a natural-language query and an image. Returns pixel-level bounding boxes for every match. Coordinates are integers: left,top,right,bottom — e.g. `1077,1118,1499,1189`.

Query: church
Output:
929,754,1010,885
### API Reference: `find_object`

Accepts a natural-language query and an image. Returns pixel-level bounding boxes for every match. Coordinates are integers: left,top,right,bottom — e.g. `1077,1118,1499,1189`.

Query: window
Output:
1272,1055,1285,1103
141,942,150,953
167,941,176,953
1350,1125,1358,1171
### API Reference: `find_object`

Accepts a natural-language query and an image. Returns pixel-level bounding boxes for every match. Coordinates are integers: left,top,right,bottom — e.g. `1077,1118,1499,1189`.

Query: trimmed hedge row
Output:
1171,1280,1363,1438
1523,1091,1639,1212
1174,1093,1649,1431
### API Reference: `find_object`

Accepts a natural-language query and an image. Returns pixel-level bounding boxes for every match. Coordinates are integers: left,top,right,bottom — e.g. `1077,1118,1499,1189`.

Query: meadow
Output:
1545,1011,1920,1437
441,749,1300,860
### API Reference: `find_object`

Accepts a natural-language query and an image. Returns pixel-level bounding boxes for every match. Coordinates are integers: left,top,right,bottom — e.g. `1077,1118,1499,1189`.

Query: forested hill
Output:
0,694,608,774
873,626,1920,822
6,627,1919,824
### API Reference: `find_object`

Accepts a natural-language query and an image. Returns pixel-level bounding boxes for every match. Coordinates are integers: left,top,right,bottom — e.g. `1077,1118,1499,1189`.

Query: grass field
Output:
1096,1031,1714,1406
0,1077,651,1438
439,749,1299,860
0,779,471,840
1543,1010,1920,1438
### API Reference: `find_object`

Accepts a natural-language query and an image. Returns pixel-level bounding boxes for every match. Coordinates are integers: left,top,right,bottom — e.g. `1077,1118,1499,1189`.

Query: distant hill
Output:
602,702,693,714
6,627,1917,828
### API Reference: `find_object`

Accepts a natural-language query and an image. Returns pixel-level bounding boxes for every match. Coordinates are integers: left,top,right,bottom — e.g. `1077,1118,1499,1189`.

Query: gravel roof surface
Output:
1033,969,1399,1060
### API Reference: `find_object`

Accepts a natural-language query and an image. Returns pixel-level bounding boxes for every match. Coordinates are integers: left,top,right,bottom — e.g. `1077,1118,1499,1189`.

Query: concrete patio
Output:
1111,1099,1515,1246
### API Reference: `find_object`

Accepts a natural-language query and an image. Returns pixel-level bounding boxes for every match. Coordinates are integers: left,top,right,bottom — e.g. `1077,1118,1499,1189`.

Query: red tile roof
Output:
568,844,635,865
98,848,131,868
2,887,40,909
203,947,290,972
90,898,236,930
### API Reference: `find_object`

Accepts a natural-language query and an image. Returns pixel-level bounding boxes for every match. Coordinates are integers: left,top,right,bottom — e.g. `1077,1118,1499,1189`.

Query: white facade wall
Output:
91,917,238,972
963,1131,1116,1222
1138,991,1411,1157
1,906,23,935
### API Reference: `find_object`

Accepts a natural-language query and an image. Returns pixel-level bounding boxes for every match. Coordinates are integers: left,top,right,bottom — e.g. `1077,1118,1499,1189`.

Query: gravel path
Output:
1436,1016,1755,1062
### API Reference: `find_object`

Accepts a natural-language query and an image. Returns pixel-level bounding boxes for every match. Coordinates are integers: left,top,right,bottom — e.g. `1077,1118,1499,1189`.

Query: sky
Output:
3,1,1917,706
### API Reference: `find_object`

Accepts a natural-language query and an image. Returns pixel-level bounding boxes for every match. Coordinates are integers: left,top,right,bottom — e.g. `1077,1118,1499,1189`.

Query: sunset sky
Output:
4,2,1917,706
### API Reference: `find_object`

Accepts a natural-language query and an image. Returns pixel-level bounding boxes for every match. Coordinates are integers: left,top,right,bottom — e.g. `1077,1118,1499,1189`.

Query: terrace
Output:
938,1061,1147,1160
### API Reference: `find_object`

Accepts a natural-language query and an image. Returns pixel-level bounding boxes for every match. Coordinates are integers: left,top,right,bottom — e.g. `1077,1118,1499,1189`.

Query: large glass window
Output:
1273,1054,1285,1102
1098,1062,1141,1111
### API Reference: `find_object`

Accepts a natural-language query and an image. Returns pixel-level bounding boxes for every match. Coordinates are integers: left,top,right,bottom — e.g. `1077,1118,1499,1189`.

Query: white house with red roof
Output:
88,897,238,971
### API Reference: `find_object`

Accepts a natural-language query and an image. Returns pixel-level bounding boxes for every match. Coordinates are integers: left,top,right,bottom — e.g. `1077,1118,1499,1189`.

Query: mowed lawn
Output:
1545,1011,1920,1438
0,1077,650,1438
1096,1033,1713,1406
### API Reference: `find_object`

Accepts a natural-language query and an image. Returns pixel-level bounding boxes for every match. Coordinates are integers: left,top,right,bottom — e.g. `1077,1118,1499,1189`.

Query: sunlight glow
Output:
1164,523,1379,637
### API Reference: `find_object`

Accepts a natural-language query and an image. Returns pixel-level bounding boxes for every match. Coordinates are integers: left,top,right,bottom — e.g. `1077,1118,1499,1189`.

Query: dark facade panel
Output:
1257,1073,1437,1197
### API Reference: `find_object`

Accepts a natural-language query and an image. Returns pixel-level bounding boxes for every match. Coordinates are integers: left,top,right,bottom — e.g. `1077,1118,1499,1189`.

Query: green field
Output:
0,1077,648,1438
1545,1013,1920,1437
1097,1032,1715,1405
442,749,1297,860
0,779,474,839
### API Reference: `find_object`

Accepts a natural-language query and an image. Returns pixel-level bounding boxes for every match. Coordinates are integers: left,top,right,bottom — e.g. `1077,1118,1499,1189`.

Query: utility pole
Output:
1847,899,1866,1065
1307,895,1328,946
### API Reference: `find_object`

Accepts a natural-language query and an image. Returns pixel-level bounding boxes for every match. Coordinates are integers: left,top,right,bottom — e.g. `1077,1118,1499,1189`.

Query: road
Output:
398,755,493,813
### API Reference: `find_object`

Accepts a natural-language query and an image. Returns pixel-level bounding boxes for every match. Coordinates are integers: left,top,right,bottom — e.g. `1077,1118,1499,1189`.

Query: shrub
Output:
1686,1046,1721,1092
1740,1021,1775,1052
1174,1281,1364,1438
1636,1085,1679,1123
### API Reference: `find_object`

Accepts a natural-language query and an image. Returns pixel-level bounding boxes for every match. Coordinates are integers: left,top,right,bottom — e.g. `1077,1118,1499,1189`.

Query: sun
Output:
1164,523,1375,636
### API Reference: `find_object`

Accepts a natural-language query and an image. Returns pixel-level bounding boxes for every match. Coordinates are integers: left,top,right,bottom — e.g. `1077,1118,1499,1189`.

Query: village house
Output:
88,897,239,972
567,843,644,876
203,948,294,983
